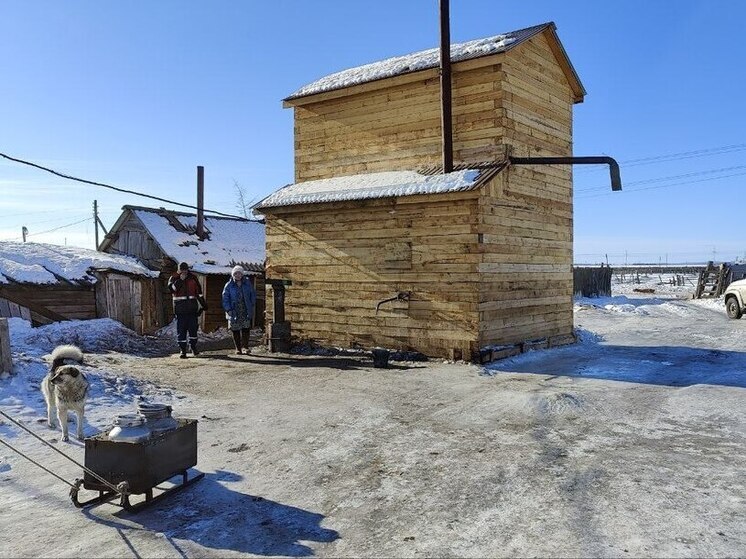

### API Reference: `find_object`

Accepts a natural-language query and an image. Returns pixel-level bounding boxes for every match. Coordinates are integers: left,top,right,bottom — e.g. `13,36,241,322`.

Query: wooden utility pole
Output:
439,0,453,173
0,318,12,375
92,201,108,251
93,200,99,250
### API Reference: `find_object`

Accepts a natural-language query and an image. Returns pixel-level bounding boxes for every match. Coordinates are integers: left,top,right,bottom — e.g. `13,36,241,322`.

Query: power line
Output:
0,207,91,219
576,170,746,199
575,142,746,173
0,152,248,220
575,164,746,193
27,217,93,237
1,211,91,227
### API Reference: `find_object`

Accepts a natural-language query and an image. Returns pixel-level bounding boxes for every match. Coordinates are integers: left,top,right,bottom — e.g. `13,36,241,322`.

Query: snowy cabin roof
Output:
0,241,157,285
254,165,504,210
109,206,265,275
284,22,585,103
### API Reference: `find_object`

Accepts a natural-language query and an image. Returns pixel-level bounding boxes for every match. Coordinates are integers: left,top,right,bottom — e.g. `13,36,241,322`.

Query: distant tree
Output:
234,180,259,220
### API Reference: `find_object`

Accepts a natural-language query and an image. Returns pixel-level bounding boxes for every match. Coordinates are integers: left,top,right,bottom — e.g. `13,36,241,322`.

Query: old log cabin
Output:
100,206,265,333
0,240,158,333
256,22,584,360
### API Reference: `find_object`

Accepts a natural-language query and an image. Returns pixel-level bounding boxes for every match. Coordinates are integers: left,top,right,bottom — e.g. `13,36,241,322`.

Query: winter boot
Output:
232,330,242,355
178,342,188,359
190,340,200,356
241,328,252,354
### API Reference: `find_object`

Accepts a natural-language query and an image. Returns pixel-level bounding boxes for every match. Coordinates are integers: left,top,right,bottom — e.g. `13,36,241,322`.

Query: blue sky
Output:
1,1,744,264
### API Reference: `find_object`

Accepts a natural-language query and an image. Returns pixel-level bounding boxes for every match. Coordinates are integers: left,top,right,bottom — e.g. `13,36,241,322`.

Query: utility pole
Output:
21,226,27,242
92,199,108,251
93,200,99,250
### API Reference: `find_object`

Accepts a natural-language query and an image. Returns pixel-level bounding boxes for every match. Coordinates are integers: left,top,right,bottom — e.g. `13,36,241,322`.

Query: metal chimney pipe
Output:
439,0,453,174
508,156,623,191
196,166,205,238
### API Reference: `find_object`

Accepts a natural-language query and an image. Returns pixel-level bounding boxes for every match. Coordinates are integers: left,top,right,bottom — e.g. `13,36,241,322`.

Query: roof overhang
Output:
283,22,585,108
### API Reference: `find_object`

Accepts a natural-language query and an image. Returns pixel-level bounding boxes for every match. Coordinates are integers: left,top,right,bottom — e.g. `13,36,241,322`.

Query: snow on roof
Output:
254,168,496,210
286,23,551,101
132,209,265,275
0,241,157,285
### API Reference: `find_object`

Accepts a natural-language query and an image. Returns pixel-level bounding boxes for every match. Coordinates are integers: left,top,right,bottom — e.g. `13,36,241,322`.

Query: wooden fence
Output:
573,265,612,297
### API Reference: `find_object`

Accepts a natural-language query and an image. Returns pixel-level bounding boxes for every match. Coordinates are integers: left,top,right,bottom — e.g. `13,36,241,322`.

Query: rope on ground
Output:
0,409,123,495
0,437,75,488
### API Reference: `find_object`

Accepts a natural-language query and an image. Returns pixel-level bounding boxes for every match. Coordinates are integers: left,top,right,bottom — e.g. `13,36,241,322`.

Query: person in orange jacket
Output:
168,262,205,358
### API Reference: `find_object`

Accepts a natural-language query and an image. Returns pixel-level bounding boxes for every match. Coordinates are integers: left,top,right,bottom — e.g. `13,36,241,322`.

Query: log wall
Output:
265,193,482,359
293,64,506,182
275,31,577,356
0,284,96,324
477,32,575,347
106,214,171,271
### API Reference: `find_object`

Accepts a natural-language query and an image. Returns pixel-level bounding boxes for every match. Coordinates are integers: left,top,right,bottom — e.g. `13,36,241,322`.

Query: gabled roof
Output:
284,22,585,104
0,241,157,286
102,206,265,275
254,164,505,211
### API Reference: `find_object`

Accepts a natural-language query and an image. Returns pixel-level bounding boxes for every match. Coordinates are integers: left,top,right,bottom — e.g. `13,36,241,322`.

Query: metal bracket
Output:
376,291,412,314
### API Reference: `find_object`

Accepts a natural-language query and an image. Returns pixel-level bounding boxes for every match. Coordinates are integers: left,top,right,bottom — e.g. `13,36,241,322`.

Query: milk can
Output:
108,414,151,443
137,402,178,435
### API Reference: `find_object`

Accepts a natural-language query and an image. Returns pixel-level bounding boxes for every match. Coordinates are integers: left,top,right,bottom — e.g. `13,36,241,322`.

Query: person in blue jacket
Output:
222,265,257,354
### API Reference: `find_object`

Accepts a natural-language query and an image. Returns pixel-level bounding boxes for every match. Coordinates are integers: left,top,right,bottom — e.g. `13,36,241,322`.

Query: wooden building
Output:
0,241,158,333
100,206,266,332
256,22,585,360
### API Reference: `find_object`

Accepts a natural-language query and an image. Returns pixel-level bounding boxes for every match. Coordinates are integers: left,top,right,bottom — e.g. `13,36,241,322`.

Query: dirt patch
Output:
2,298,745,557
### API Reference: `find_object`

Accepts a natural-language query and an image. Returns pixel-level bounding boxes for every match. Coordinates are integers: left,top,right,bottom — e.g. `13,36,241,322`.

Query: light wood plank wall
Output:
293,65,505,182
265,193,482,359
477,32,574,347
274,30,577,357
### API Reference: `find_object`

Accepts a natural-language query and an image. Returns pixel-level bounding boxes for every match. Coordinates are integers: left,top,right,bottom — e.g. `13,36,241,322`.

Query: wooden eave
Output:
99,207,171,266
539,24,586,103
259,162,507,214
283,22,585,108
98,207,135,252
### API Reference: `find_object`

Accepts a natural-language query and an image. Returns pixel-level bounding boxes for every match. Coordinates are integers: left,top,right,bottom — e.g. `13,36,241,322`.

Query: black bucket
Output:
371,348,390,368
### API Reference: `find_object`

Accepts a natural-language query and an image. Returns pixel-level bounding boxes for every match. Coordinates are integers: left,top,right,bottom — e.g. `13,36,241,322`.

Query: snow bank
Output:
1,320,186,445
7,317,161,356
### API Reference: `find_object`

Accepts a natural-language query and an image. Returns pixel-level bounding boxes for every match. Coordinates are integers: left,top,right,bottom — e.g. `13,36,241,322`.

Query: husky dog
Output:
42,345,88,442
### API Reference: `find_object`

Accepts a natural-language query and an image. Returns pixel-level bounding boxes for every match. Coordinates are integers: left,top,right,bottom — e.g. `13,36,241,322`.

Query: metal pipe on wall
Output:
439,0,453,174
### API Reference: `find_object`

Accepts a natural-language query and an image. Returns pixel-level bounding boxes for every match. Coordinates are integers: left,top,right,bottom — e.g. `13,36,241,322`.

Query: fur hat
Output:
231,265,245,278
178,262,190,271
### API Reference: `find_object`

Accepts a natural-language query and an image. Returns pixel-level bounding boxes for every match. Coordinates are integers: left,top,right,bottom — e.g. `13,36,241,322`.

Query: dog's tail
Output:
50,344,84,372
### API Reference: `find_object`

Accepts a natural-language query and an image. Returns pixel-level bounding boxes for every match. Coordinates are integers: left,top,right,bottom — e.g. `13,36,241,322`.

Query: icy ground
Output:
0,272,744,558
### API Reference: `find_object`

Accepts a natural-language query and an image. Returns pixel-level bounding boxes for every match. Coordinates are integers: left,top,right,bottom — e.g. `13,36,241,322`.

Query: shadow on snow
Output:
82,471,340,557
486,341,746,389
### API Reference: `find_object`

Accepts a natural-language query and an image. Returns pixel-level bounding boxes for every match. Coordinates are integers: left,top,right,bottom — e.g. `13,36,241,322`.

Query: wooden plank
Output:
0,318,11,375
0,298,10,318
0,287,68,322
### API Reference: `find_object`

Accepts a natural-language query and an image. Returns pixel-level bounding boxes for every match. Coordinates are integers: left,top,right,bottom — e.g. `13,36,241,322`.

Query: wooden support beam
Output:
0,287,68,323
0,318,12,375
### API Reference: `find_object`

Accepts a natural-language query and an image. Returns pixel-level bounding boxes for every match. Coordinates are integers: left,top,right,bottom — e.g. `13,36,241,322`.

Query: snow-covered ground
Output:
0,272,744,558
0,318,189,443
